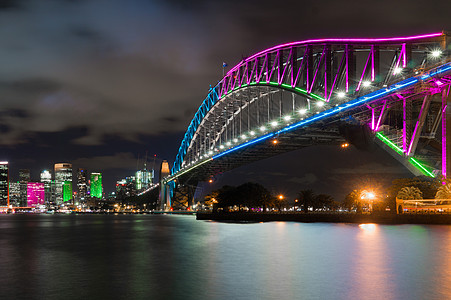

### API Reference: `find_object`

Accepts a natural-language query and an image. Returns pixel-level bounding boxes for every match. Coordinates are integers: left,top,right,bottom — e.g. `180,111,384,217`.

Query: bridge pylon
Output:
159,160,172,211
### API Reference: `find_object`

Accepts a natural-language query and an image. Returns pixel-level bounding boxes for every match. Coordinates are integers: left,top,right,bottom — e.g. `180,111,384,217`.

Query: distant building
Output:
116,176,136,199
0,162,9,206
90,172,103,199
27,182,45,207
9,182,20,207
19,169,30,207
63,181,72,202
136,169,154,191
40,170,54,206
54,163,72,204
77,168,88,202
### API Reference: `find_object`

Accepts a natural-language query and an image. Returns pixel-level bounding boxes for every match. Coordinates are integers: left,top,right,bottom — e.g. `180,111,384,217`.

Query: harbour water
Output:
1,214,451,300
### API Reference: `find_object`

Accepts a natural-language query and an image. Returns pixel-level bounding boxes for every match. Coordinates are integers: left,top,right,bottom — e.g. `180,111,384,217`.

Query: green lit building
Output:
90,173,102,199
63,181,72,202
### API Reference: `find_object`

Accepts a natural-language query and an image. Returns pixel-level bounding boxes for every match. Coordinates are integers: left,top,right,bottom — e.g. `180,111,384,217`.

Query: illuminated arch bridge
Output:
157,32,451,210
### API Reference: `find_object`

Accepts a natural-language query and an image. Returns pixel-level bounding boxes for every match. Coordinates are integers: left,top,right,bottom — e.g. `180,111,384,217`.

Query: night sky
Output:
0,0,450,199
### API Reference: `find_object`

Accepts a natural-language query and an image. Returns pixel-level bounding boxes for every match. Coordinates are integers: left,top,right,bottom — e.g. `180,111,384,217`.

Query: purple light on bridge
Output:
443,87,449,178
403,98,407,153
371,46,375,82
371,107,375,130
443,103,447,177
225,32,443,78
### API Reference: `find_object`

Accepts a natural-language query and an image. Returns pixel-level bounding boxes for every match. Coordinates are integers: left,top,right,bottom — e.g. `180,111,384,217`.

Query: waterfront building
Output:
19,169,30,207
0,162,9,206
77,168,88,202
116,176,136,199
90,172,102,199
27,182,45,207
63,181,72,202
54,163,72,204
40,170,53,206
136,169,154,191
9,182,20,207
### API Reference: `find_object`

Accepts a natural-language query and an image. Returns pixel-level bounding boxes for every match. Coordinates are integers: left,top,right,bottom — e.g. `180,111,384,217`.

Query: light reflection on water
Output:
0,215,451,299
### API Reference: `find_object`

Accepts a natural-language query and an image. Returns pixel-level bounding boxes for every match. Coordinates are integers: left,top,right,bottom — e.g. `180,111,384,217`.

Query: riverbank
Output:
196,212,451,224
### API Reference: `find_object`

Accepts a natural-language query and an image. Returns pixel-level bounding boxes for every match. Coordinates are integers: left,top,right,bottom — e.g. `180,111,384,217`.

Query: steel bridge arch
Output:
172,32,450,177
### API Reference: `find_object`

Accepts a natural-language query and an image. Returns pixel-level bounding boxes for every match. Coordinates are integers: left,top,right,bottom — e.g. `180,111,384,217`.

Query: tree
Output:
435,181,451,200
235,182,274,211
215,185,238,210
298,189,315,213
388,177,439,199
397,186,423,200
314,194,337,211
203,190,219,209
343,190,360,212
212,182,274,212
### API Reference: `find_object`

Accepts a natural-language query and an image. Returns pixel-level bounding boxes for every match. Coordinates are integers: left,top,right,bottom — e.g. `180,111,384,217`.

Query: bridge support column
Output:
159,181,172,211
443,87,451,178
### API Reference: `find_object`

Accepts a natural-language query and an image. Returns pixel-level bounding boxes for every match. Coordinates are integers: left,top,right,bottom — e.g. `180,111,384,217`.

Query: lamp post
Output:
360,190,376,212
277,195,284,212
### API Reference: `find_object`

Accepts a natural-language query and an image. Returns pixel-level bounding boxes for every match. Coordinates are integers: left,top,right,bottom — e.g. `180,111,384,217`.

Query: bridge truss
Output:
160,32,451,210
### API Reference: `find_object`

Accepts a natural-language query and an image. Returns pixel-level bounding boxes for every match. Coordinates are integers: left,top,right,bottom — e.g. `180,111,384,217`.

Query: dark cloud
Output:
0,0,23,10
69,26,102,41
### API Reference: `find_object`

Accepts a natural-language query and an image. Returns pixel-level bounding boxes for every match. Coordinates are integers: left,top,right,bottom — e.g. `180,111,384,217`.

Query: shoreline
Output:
196,212,451,225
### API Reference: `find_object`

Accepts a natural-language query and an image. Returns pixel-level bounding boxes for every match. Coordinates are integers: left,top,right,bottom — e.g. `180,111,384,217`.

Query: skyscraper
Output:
19,169,30,207
54,163,72,204
136,169,154,191
27,182,45,207
0,162,9,207
63,181,72,202
90,172,102,199
40,170,53,206
9,182,20,207
77,168,87,202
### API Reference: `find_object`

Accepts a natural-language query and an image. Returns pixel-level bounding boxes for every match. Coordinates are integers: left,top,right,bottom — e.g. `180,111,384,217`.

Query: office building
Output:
90,172,102,199
77,168,88,202
0,162,9,206
27,182,45,207
19,169,30,207
54,163,72,204
63,181,72,202
40,170,53,205
136,169,154,191
9,182,20,207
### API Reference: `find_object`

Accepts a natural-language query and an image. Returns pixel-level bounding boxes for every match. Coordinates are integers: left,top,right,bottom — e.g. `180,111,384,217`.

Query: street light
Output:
360,190,376,212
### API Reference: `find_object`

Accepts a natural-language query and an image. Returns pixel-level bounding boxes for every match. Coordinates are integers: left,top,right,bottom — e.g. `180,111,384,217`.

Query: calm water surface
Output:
0,214,451,300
